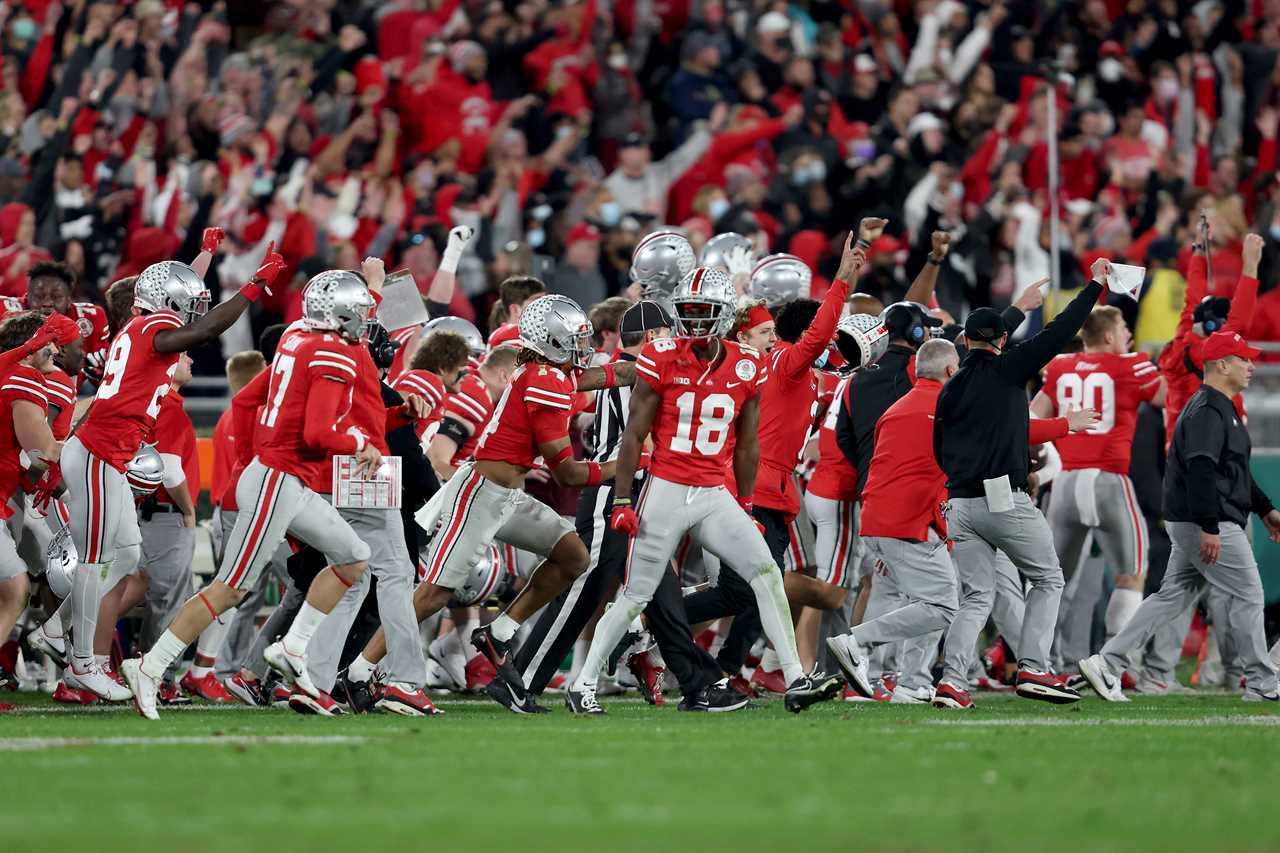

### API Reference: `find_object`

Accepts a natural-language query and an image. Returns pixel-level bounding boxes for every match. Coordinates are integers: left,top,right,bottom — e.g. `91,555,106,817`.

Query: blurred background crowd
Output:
0,0,1278,373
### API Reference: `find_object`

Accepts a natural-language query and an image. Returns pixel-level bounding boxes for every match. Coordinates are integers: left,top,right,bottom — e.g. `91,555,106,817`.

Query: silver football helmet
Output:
125,443,165,498
629,230,696,299
421,315,485,356
750,253,812,306
671,267,737,339
302,270,375,342
835,313,890,369
699,232,752,273
450,546,515,607
44,525,76,598
519,293,594,368
134,261,211,324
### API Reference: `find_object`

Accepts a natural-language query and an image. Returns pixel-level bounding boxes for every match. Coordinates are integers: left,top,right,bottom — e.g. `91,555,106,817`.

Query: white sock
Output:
747,569,803,684
282,603,327,657
141,630,190,680
194,606,235,662
572,598,643,691
760,646,781,673
1105,588,1143,638
94,654,108,668
347,654,376,683
191,664,212,678
70,563,103,660
489,613,520,643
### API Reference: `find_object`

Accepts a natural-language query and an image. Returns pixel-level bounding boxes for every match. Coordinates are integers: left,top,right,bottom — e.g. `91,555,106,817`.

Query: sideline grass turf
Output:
2,690,1277,853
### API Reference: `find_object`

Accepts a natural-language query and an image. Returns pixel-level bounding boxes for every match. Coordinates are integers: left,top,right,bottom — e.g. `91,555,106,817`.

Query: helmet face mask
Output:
134,261,211,325
671,267,736,340
125,443,165,498
519,293,594,368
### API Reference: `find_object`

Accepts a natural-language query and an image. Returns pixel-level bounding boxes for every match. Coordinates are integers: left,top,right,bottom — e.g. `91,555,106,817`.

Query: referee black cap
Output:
963,307,1008,344
621,300,674,334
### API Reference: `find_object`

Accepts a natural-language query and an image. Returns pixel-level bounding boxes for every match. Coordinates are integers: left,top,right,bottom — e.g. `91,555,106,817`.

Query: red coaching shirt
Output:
1041,351,1161,474
151,389,199,506
635,337,767,488
474,362,576,468
859,379,948,542
0,364,47,516
807,374,858,502
77,310,183,471
219,369,270,512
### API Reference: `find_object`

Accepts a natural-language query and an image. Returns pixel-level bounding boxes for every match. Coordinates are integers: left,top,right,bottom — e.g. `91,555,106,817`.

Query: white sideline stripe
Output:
0,735,369,752
926,715,1280,728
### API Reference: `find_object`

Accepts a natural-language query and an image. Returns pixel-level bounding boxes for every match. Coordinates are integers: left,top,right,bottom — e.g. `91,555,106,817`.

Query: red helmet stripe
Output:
690,268,706,295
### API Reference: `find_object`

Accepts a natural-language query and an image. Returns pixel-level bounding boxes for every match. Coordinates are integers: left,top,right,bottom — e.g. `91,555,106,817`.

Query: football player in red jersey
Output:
391,329,472,439
64,248,284,701
1032,305,1166,651
350,294,634,714
23,261,110,383
567,266,843,714
425,346,518,480
123,269,381,719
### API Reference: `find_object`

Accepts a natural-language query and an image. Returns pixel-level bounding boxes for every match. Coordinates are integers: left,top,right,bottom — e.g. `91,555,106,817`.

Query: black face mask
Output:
366,322,401,370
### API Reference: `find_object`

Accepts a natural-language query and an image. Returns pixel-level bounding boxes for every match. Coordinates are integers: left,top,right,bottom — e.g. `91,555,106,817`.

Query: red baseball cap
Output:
1201,331,1261,362
566,223,601,246
488,322,522,350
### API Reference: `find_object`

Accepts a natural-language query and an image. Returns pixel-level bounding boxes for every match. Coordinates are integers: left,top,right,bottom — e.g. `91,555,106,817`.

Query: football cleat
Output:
74,661,133,702
606,629,641,677
1242,688,1280,702
337,670,380,714
565,686,606,715
1015,668,1081,704
727,674,758,699
428,632,468,689
0,702,14,712
270,684,293,707
483,677,549,714
932,682,975,710
1078,654,1128,702
678,679,751,713
224,672,269,707
157,681,191,705
180,671,234,702
52,679,97,705
1135,674,1195,695
288,688,346,716
465,654,497,690
29,625,68,669
377,683,442,717
120,659,159,720
889,684,934,704
264,641,319,699
627,652,666,706
826,634,873,698
751,667,789,695
783,671,843,713
544,672,567,692
470,625,527,704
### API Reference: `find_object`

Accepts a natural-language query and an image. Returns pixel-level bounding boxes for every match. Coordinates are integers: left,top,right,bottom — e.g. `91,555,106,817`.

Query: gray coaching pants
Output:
1102,521,1277,695
941,492,1063,686
139,512,196,680
307,506,427,693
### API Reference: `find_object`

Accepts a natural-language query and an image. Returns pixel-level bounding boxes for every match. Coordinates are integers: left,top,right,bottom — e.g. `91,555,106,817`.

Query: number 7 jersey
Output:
77,310,183,471
1041,351,1161,474
636,337,767,487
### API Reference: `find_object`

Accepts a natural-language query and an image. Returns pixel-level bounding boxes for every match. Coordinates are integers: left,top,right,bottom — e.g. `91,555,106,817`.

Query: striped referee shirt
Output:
585,353,635,465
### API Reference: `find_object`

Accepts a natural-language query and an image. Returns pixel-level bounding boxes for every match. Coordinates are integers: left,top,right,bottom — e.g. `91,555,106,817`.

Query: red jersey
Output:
0,364,47,516
220,369,270,511
0,297,109,382
860,379,947,542
442,372,495,464
340,345,394,456
391,369,446,438
77,310,183,471
807,374,858,502
210,408,233,508
753,277,848,516
41,368,77,440
474,362,576,468
151,389,199,506
1042,351,1162,474
255,327,364,493
636,337,767,488
388,324,421,380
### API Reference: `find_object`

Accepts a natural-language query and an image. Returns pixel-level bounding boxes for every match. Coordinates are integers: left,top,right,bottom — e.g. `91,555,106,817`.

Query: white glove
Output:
441,225,476,273
725,245,755,278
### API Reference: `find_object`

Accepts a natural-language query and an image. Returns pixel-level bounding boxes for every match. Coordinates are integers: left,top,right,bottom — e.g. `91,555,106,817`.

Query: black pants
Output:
513,479,722,700
681,505,792,674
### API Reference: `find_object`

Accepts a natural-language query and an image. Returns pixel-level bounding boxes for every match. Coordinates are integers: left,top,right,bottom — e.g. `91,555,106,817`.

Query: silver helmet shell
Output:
44,525,76,598
699,232,752,273
125,443,165,498
671,267,737,339
629,230,696,299
450,546,515,606
134,261,211,324
302,270,375,342
835,313,890,369
421,316,485,356
519,294,594,368
750,253,812,306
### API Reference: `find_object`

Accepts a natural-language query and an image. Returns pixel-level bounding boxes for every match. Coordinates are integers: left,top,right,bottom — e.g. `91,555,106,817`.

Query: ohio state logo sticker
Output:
735,359,756,381
78,318,93,338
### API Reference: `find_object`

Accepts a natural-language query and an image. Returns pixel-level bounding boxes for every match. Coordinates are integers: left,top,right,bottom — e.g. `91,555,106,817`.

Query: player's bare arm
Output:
1029,390,1053,419
574,360,637,392
613,379,661,503
154,244,286,355
427,417,474,480
732,395,762,498
13,399,60,465
529,434,617,487
904,229,951,304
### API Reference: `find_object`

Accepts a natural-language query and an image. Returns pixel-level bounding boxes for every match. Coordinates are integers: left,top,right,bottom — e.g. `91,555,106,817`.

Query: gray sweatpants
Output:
307,507,427,693
211,509,293,680
854,532,958,691
942,493,1063,687
1102,521,1277,694
139,512,196,681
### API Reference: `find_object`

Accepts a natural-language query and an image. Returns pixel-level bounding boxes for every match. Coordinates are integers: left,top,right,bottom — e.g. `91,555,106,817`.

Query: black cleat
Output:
606,629,641,677
470,625,529,705
564,686,606,715
484,677,550,714
336,670,379,714
784,670,843,713
678,678,751,712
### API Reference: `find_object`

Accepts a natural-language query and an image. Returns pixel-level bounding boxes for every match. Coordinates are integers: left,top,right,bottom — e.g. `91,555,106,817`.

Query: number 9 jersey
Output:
635,337,767,487
1040,351,1161,474
77,310,183,471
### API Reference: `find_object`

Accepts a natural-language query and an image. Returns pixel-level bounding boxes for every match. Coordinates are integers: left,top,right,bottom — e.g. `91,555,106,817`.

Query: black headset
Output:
1194,295,1230,334
882,302,930,344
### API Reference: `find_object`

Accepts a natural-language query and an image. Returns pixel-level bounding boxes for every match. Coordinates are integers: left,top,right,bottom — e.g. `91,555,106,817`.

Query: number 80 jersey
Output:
636,337,767,487
1041,351,1161,474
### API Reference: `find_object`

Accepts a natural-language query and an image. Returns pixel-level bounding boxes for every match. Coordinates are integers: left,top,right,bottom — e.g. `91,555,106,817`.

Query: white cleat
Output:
264,641,319,699
825,634,873,698
889,684,934,705
428,633,467,690
1078,654,1129,702
119,659,159,720
71,661,133,702
1135,674,1195,695
30,625,68,668
1242,687,1279,703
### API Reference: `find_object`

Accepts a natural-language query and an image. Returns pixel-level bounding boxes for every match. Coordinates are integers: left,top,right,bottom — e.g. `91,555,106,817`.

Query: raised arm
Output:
1225,233,1263,334
1003,262,1107,383
1176,216,1210,339
153,245,285,355
904,231,951,305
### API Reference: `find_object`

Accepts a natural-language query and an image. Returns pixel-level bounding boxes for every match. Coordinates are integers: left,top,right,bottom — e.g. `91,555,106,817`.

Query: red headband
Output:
740,305,772,331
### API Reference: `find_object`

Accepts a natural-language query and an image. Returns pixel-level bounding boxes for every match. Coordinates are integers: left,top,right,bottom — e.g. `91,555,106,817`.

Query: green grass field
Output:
2,690,1278,853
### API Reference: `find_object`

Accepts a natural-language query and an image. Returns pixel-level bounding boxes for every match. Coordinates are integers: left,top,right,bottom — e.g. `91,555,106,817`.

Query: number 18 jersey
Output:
1041,351,1161,474
635,338,767,487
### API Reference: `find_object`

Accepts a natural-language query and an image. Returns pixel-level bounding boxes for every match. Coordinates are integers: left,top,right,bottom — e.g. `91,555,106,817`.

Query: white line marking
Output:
0,735,369,752
926,715,1280,728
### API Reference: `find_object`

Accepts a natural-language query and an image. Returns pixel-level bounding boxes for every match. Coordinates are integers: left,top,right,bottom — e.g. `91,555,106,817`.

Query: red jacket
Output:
667,117,788,222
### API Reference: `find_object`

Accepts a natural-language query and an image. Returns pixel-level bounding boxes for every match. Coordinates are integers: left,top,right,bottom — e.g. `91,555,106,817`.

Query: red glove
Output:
32,459,62,514
201,227,226,254
611,502,639,536
737,495,766,534
241,241,286,302
45,314,81,346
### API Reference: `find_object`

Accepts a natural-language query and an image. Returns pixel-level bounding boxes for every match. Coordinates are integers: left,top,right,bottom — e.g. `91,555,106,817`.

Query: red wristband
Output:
548,445,573,467
585,461,602,486
240,282,264,303
736,495,753,514
601,362,616,387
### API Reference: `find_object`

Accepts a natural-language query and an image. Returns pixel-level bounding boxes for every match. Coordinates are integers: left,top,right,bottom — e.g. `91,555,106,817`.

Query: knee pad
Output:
104,544,141,589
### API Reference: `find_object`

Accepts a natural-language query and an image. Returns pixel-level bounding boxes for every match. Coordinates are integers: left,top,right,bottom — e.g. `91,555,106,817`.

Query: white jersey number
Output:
95,333,132,400
260,355,297,428
670,392,735,455
1056,372,1115,434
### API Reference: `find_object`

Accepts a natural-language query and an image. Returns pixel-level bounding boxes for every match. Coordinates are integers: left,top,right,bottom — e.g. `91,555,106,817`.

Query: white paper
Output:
333,455,403,509
982,474,1015,514
1107,263,1146,301
376,270,430,332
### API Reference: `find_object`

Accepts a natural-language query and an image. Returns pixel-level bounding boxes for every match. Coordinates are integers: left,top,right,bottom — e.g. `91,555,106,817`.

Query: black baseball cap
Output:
621,131,651,149
963,307,1008,344
620,300,673,334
